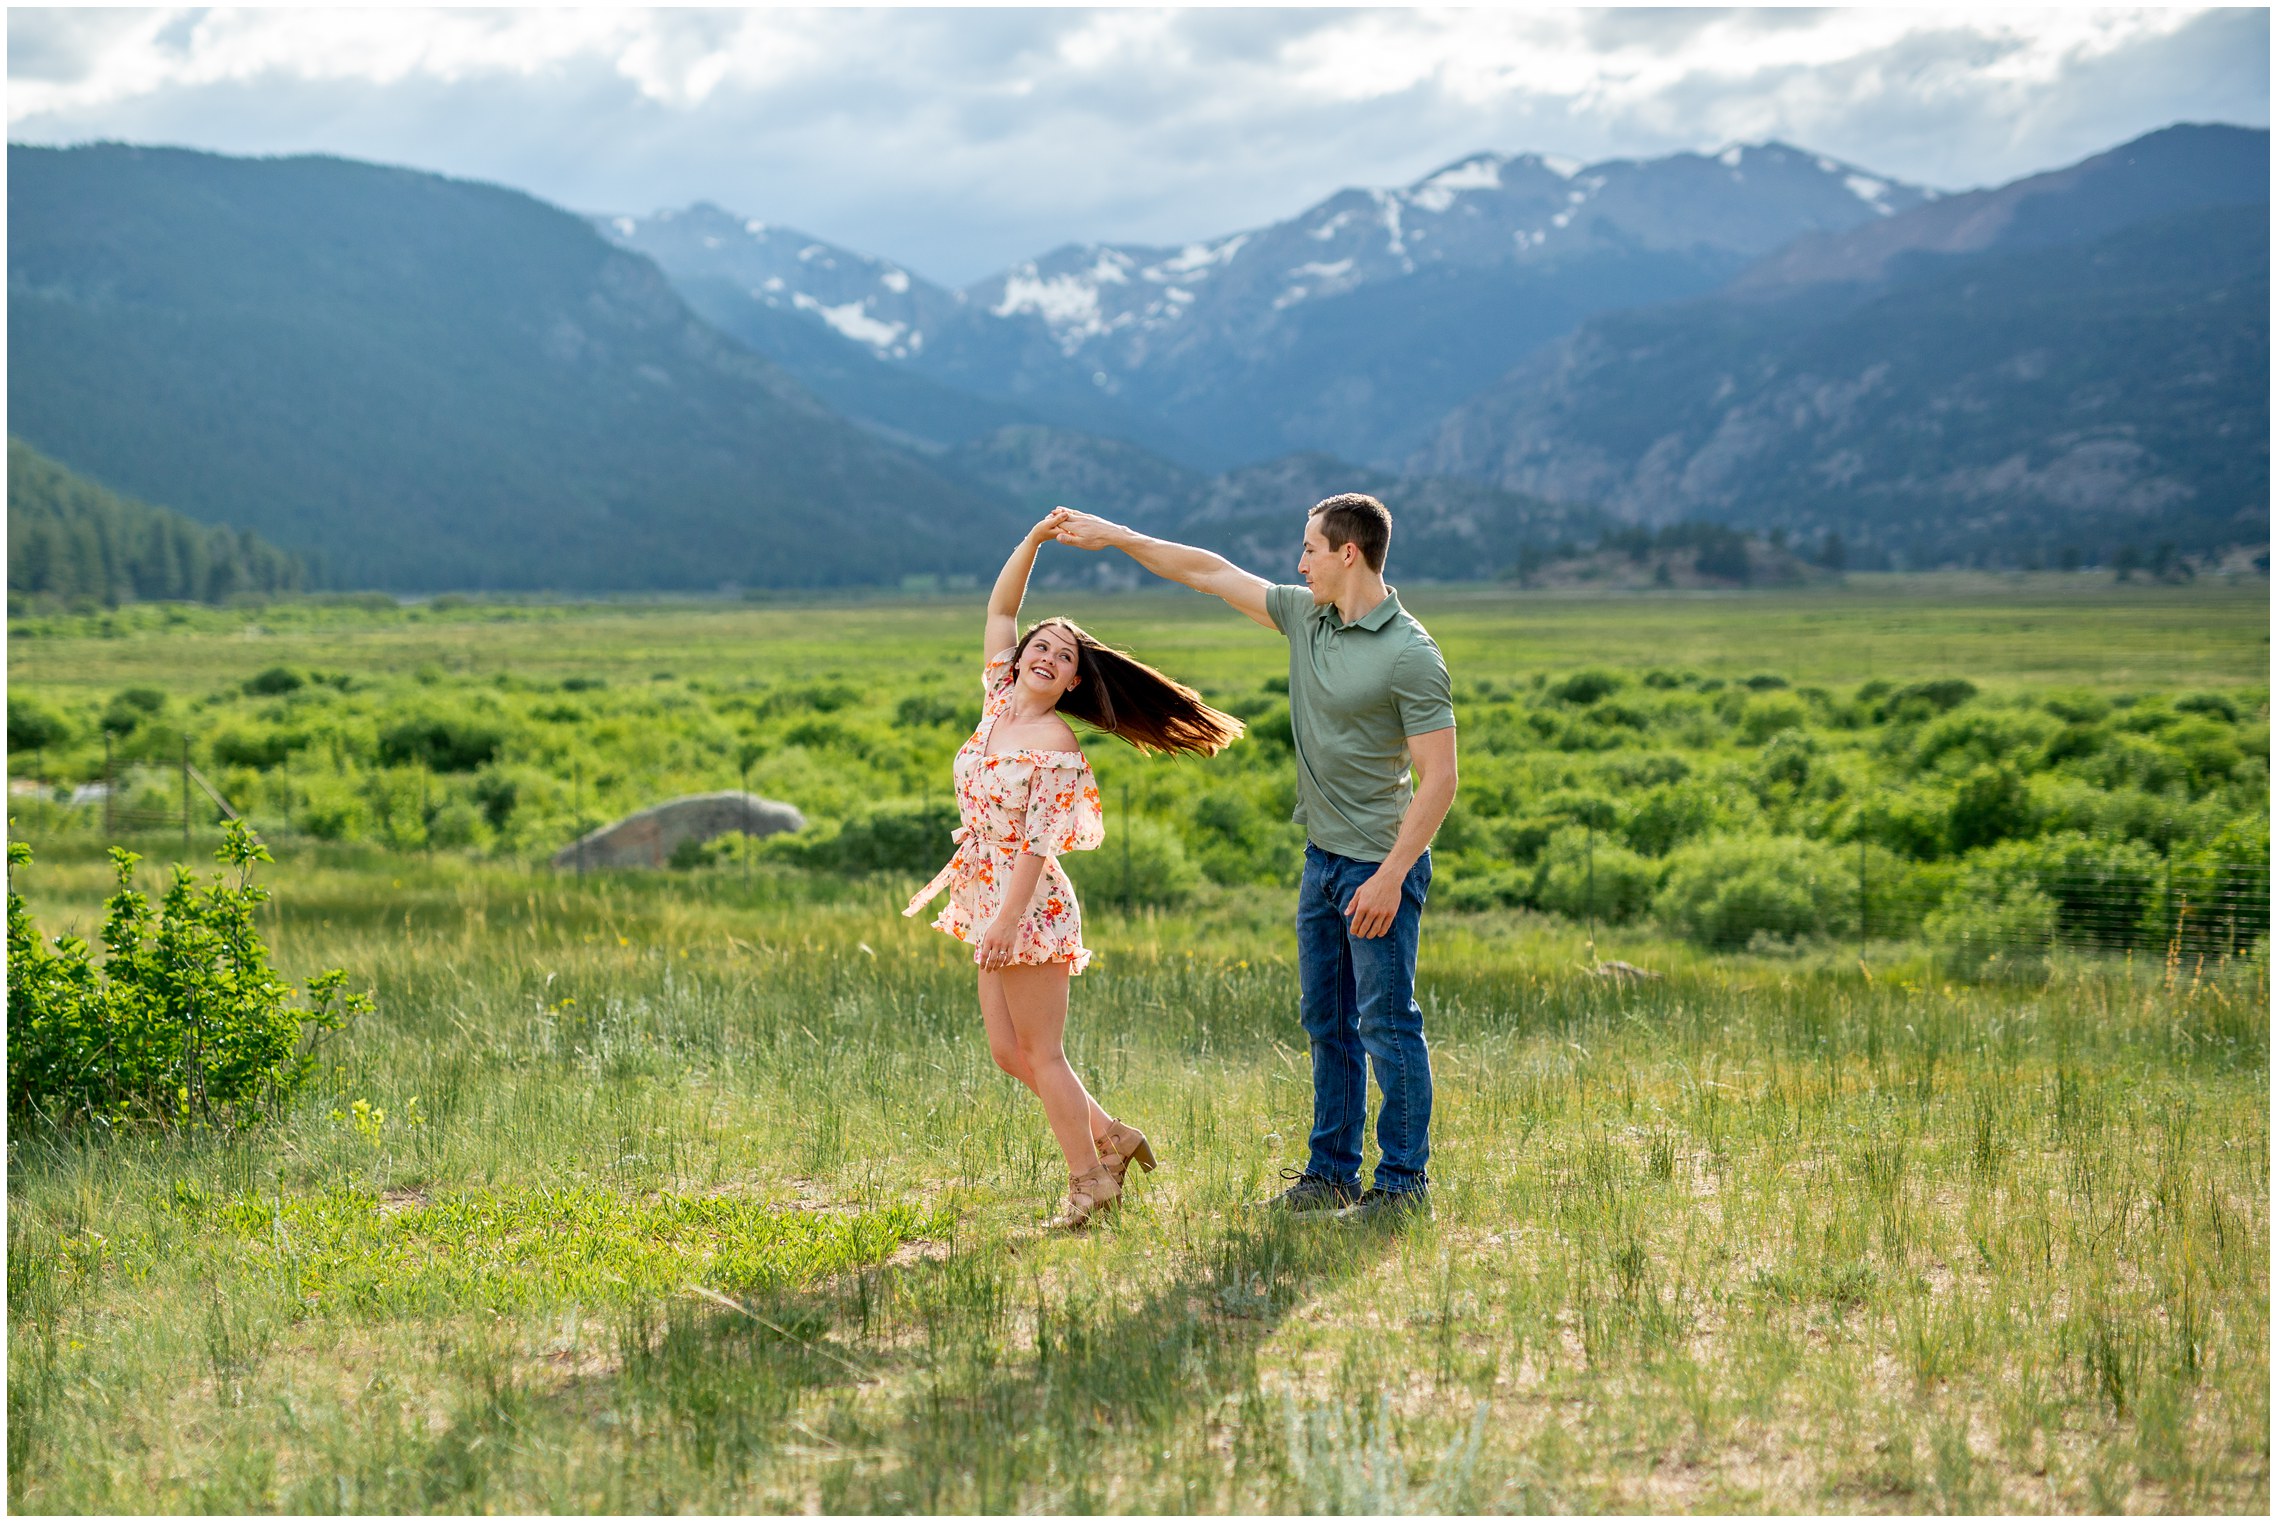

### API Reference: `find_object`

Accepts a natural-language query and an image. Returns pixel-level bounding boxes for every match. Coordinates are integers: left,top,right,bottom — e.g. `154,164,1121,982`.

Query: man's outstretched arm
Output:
1053,510,1276,630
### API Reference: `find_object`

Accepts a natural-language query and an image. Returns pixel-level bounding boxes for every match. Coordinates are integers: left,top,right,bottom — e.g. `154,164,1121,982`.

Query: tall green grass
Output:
8,839,2266,1512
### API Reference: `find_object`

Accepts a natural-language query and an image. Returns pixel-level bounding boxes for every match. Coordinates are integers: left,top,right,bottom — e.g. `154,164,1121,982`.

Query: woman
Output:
905,508,1244,1229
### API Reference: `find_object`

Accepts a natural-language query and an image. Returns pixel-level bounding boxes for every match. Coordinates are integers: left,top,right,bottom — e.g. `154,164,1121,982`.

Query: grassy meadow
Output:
7,574,2270,1512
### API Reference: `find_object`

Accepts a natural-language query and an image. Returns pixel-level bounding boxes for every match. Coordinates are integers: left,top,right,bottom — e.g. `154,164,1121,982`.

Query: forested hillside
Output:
7,145,1022,592
7,439,309,604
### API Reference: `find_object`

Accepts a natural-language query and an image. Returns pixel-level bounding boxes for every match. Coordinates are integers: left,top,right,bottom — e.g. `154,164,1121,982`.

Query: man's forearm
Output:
1109,526,1244,592
1381,767,1458,878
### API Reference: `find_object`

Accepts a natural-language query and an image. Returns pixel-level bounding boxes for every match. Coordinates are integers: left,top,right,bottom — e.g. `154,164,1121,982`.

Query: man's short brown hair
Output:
1309,493,1393,572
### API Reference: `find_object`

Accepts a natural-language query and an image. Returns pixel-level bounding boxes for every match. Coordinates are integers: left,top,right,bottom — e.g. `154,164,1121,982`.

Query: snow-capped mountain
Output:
597,203,960,361
973,143,1933,367
604,140,1935,467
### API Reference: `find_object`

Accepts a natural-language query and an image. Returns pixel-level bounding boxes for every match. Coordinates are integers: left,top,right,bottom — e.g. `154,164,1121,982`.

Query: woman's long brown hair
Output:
1014,618,1244,757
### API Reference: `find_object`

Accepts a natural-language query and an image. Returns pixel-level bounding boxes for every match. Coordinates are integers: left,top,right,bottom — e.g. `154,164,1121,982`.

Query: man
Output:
1052,494,1457,1223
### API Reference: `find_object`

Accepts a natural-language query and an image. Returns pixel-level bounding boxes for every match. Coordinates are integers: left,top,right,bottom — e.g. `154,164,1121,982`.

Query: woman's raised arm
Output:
985,509,1071,666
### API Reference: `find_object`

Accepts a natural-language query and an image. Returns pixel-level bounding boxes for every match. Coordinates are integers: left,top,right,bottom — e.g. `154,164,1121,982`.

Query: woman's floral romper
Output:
904,649,1106,973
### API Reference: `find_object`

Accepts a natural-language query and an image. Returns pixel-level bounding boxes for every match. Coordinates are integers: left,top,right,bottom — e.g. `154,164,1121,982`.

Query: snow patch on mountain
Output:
1150,235,1248,278
792,292,908,351
1372,190,1413,268
1845,174,1894,213
1409,155,1504,212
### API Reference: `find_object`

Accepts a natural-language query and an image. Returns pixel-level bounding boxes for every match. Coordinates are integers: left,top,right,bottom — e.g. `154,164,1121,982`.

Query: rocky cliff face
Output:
1412,175,2270,567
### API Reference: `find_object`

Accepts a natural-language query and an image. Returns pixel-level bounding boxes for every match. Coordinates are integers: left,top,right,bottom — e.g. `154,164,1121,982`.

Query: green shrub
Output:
1533,827,1662,924
1948,832,2162,950
1241,701,1294,751
6,825,370,1128
427,800,484,850
295,781,367,842
782,719,858,752
471,767,521,830
1540,790,1621,831
7,696,72,753
2042,723,2107,765
1624,781,1733,857
1948,765,2034,852
2165,718,2246,790
1437,863,1530,912
775,799,958,877
101,687,166,735
1547,670,1623,705
1065,816,1200,909
1926,886,2056,982
243,666,305,696
1738,695,1808,744
2174,692,2242,723
1914,711,2051,773
376,713,501,772
1758,732,1819,790
1655,834,1852,949
1877,679,1977,721
757,682,860,718
2041,690,2112,725
210,722,303,771
2082,734,2184,794
895,693,966,727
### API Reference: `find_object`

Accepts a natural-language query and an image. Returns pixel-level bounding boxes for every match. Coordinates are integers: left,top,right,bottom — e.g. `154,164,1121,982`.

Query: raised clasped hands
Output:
1028,506,1073,544
1343,867,1405,940
1048,508,1124,551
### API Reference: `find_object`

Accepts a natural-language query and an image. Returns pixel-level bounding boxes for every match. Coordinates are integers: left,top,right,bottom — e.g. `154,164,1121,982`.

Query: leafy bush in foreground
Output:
7,823,371,1128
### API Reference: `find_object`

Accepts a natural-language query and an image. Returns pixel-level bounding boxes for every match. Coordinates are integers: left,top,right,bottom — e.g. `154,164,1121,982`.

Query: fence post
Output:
1585,823,1596,962
2163,853,2175,949
1121,779,1132,913
1858,835,1868,964
180,735,191,857
104,732,114,839
740,759,752,892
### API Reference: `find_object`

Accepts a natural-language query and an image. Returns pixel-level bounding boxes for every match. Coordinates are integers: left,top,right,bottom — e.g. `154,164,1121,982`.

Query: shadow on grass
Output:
291,1207,1401,1512
811,1210,1401,1512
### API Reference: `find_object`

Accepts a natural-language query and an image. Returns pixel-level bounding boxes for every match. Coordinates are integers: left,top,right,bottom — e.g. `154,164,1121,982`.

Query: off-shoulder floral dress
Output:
903,649,1107,974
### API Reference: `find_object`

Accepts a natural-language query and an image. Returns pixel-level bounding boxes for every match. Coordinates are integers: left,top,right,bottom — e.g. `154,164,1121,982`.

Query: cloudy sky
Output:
8,6,2268,286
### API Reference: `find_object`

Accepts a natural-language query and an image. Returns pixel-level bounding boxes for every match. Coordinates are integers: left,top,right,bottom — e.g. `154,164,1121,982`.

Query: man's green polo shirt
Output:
1264,583,1456,863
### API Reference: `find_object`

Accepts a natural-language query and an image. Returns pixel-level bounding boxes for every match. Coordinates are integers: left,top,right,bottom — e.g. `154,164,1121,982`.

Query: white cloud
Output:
6,7,2265,285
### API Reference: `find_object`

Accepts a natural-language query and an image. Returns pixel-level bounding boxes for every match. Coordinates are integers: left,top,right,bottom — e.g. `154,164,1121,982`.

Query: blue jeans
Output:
1295,844,1433,1194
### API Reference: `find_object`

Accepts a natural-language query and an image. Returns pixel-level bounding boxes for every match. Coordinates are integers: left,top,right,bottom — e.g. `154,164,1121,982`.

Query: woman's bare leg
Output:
979,970,1113,1139
997,963,1105,1174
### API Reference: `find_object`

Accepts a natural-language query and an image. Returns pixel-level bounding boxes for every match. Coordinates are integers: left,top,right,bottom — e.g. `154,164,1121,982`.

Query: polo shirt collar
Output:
1315,586,1402,632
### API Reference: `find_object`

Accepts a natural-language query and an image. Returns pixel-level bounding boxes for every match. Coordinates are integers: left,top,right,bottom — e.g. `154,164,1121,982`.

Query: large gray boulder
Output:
552,791,805,871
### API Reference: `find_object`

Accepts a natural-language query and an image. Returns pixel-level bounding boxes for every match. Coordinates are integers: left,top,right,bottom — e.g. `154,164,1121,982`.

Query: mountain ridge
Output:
604,138,1936,467
8,142,1026,591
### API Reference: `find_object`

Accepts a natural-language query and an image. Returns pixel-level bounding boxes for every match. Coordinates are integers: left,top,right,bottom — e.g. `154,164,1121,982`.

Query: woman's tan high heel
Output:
1048,1164,1122,1230
1093,1119,1158,1185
